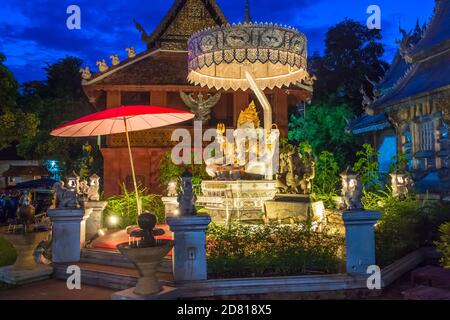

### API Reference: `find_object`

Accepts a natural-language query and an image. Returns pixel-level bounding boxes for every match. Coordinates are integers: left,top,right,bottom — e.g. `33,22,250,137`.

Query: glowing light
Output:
174,209,180,216
97,229,106,236
108,215,119,226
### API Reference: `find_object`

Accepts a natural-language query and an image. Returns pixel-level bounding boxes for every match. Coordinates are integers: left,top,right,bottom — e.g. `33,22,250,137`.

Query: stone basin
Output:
2,230,50,270
117,239,174,295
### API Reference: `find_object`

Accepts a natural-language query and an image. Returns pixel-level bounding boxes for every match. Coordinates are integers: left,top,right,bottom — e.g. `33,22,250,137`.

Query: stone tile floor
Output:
0,279,114,300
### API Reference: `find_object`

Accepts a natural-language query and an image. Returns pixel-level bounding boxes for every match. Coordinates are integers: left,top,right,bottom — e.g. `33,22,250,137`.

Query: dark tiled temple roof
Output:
348,113,391,135
2,165,49,177
368,0,450,111
408,0,450,60
84,0,228,85
88,50,190,86
146,0,228,49
372,49,450,109
374,51,410,96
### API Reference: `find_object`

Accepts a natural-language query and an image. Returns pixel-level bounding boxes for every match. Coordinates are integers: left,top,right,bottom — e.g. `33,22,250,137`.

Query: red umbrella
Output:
51,105,194,214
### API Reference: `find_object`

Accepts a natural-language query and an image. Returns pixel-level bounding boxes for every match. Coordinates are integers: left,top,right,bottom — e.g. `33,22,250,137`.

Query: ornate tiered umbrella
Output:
51,105,194,214
187,22,312,177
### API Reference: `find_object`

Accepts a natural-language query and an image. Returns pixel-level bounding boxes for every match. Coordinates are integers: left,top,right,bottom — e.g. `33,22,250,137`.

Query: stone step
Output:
80,248,172,273
53,262,174,291
411,265,450,290
81,248,134,268
402,285,450,300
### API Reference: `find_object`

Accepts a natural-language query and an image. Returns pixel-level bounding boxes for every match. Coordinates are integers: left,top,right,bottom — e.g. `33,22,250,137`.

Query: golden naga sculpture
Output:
96,59,109,72
110,54,120,66
126,46,136,58
79,65,91,80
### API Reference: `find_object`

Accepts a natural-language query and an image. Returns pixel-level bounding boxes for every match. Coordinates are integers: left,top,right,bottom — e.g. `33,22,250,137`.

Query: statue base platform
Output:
264,194,325,224
0,265,53,285
196,180,277,224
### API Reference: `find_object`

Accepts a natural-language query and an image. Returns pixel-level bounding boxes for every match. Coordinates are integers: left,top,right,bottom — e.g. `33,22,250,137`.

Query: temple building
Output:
82,0,313,196
349,0,450,194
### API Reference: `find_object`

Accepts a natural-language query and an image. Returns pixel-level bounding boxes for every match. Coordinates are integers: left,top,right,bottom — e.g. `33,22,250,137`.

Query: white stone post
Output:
166,215,211,282
83,201,107,241
47,208,92,263
342,210,381,274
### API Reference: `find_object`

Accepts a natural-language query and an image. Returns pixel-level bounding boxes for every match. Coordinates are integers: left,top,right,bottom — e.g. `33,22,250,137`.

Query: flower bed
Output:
206,223,345,278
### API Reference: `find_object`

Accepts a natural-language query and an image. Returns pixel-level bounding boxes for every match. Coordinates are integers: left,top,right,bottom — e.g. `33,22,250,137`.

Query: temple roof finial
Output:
243,0,252,23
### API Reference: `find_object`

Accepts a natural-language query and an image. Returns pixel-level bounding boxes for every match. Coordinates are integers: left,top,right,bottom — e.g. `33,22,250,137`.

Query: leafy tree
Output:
309,19,389,114
16,57,100,175
0,53,39,150
288,103,360,167
0,53,18,110
0,110,39,150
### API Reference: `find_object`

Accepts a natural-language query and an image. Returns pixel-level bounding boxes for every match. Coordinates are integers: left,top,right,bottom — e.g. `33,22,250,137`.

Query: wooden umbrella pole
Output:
123,117,141,215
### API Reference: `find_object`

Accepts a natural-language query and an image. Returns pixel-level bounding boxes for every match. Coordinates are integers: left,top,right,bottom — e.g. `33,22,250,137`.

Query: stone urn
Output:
117,239,173,295
117,212,174,295
2,231,50,270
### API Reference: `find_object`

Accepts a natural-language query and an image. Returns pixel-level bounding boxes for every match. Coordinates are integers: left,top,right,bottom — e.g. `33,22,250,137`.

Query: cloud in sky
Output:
0,0,435,82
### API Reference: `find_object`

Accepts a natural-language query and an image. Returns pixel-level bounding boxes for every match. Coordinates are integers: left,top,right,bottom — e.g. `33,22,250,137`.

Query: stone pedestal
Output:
264,194,318,223
342,210,381,274
47,208,92,263
0,231,53,285
167,215,211,282
0,265,53,285
83,201,107,241
161,196,179,219
196,180,276,224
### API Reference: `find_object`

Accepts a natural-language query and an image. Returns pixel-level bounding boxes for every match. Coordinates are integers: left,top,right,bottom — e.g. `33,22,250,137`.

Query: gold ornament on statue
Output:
79,65,91,80
110,54,120,66
237,101,260,128
126,46,136,58
96,59,109,72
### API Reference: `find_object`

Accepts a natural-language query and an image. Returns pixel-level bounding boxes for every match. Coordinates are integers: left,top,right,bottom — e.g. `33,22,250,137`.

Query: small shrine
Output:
81,0,313,197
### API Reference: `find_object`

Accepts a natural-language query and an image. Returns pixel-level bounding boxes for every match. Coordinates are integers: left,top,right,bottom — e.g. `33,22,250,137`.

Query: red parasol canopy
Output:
51,105,194,215
51,105,194,137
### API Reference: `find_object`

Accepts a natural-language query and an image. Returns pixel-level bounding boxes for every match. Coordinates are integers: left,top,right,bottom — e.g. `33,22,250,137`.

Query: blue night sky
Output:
0,0,435,83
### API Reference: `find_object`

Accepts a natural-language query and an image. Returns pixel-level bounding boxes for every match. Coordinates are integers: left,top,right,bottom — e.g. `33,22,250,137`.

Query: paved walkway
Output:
0,279,114,300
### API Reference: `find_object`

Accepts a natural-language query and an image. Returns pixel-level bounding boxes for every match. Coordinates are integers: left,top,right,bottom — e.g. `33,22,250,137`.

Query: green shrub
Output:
104,184,165,228
206,223,344,278
0,236,16,267
435,222,450,268
352,143,381,190
312,151,341,208
159,151,209,190
366,191,450,266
